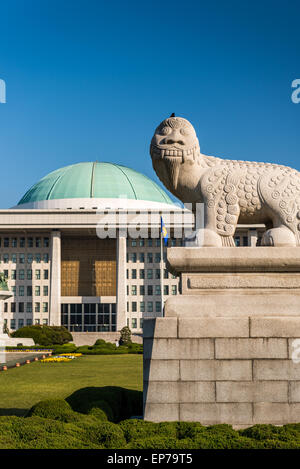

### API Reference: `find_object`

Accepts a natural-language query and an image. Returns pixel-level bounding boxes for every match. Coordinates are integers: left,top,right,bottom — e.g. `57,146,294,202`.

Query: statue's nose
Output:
164,131,185,146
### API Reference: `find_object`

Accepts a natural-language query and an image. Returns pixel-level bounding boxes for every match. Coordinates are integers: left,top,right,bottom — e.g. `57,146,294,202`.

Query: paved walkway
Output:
0,352,51,368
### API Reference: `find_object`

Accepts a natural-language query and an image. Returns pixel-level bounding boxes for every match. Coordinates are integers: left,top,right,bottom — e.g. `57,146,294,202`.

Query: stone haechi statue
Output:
150,115,300,247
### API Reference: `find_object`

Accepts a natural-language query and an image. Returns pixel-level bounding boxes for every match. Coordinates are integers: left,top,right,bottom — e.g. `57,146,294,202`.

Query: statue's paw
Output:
261,226,297,247
186,229,223,247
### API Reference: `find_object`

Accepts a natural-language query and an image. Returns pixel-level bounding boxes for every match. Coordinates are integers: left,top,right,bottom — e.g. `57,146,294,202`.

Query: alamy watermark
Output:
291,79,300,104
0,79,6,103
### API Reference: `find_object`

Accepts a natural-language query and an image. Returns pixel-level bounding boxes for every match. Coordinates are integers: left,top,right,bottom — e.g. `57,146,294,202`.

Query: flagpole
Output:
160,226,164,317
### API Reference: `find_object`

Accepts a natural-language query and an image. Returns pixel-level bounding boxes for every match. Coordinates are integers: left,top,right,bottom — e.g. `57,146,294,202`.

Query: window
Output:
19,286,24,296
130,253,137,262
148,239,152,247
131,239,137,247
36,237,41,247
155,301,161,313
19,254,25,264
155,269,160,279
171,239,177,247
27,286,32,296
35,302,40,312
26,319,32,326
3,270,8,279
139,239,145,247
19,270,25,280
10,319,16,329
43,269,48,280
139,253,144,262
147,253,153,263
140,318,143,329
126,286,129,295
139,285,145,295
147,269,153,279
171,274,177,279
43,253,49,263
132,302,137,312
234,237,241,247
132,269,137,279
147,302,153,313
11,270,16,280
156,239,160,247
42,319,48,325
35,270,41,280
27,269,32,280
18,319,24,329
171,285,177,295
11,303,16,313
4,238,9,247
131,318,137,329
43,237,49,247
126,269,129,279
3,254,9,263
27,254,33,263
140,301,145,313
243,236,248,247
26,302,32,313
43,302,48,313
139,269,145,279
11,286,16,295
164,285,169,295
35,319,40,325
20,237,25,248
35,254,41,263
28,237,33,247
35,286,40,296
155,285,161,295
147,285,153,296
155,253,161,263
11,238,17,247
131,285,137,296
11,254,17,264
4,303,7,312
18,302,24,313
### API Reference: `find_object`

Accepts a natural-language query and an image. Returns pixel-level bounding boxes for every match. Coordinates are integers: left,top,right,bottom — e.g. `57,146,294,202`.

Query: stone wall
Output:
143,316,300,427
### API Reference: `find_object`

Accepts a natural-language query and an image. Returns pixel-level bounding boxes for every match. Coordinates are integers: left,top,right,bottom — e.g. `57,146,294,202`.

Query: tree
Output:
119,326,132,346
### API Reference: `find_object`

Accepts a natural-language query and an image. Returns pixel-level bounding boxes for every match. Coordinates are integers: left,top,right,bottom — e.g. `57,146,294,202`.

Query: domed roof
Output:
17,162,174,209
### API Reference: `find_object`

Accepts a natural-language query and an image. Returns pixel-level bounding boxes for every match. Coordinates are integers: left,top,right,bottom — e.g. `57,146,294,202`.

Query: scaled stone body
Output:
150,116,300,246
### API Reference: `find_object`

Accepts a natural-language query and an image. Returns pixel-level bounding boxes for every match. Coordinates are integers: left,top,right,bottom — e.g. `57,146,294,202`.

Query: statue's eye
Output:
180,128,189,136
160,126,171,135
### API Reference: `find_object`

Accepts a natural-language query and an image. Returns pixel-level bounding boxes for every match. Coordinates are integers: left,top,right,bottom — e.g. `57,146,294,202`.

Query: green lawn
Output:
0,355,143,416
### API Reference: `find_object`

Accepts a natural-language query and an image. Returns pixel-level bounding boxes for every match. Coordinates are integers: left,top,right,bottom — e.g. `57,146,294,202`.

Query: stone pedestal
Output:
143,247,300,427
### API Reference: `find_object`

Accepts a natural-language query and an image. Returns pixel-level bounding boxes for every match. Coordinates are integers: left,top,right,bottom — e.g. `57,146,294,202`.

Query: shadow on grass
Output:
66,386,143,422
0,408,27,417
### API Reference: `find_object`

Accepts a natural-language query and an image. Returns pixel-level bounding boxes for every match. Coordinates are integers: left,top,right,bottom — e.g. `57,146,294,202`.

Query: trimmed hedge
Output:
3,392,300,448
11,325,73,346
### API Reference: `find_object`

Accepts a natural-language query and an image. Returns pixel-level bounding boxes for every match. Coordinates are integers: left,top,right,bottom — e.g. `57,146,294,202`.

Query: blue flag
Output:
161,217,169,246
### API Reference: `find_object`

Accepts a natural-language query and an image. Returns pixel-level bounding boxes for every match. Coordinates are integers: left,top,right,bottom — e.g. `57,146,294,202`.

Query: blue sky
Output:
0,0,299,207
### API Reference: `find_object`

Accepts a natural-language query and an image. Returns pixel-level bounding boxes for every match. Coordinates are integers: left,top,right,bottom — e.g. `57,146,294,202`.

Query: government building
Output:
0,162,265,335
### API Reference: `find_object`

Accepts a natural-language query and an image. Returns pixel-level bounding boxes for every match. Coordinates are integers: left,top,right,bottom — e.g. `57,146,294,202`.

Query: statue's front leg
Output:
186,203,223,247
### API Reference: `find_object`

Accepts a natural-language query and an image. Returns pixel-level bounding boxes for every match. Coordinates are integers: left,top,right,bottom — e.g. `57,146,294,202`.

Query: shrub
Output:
119,326,132,346
11,325,73,346
94,339,107,346
88,400,114,422
84,422,126,449
26,399,79,422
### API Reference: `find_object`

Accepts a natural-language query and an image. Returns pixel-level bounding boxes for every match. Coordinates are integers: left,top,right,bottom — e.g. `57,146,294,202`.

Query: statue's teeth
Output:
161,149,165,158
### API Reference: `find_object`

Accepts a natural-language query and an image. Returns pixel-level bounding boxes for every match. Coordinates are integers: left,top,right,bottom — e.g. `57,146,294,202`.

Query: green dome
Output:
17,162,174,206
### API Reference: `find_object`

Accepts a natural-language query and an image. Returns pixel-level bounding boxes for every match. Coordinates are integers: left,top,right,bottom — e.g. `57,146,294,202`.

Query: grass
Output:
0,355,143,416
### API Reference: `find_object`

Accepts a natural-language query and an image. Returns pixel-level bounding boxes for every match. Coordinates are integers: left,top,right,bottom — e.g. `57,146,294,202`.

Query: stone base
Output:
143,247,300,426
0,334,34,346
143,315,300,426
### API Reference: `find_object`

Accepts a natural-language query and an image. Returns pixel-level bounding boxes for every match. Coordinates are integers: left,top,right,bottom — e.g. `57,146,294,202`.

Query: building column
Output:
116,229,127,331
49,230,61,326
248,229,258,247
